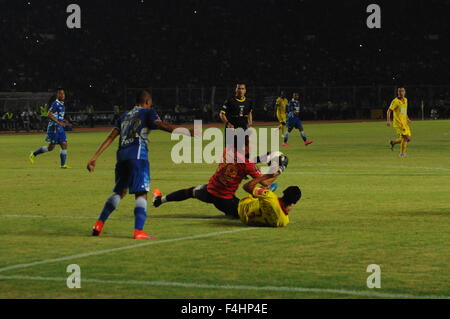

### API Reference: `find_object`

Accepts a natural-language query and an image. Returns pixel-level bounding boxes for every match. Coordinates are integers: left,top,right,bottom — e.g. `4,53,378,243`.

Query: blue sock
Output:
134,197,147,230
60,149,67,166
284,132,290,143
98,193,121,222
33,146,48,156
300,131,307,141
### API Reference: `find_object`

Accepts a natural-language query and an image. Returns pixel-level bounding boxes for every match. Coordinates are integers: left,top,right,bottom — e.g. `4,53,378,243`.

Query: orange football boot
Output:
134,229,156,240
304,140,313,146
92,220,104,236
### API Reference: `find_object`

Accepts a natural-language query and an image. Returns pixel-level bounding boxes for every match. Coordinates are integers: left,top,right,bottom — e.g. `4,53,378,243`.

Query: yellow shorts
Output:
394,125,411,137
276,112,286,124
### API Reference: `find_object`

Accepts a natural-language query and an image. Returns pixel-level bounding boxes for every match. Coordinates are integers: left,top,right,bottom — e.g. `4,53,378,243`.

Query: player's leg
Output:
298,122,313,146
59,141,70,168
283,126,293,145
92,161,129,236
390,136,402,151
400,134,412,156
30,142,55,163
128,160,154,239
152,186,197,207
212,196,240,218
133,192,155,239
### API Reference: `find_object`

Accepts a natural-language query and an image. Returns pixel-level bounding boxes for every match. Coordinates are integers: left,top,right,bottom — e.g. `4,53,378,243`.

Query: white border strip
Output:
0,275,448,299
0,228,255,273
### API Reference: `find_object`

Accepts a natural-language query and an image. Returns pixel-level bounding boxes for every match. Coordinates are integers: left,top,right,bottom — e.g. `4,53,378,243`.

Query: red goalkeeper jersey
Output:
207,149,262,199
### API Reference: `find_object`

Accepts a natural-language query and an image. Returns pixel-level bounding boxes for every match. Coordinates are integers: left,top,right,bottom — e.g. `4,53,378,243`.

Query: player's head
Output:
293,92,300,100
280,186,301,213
280,91,285,98
397,87,406,98
136,89,153,108
235,84,246,98
56,88,65,102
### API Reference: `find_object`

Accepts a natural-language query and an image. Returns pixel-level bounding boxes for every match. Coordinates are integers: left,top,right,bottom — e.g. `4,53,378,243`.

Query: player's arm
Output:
154,120,194,136
386,108,392,126
248,110,253,127
220,100,234,128
243,173,280,194
87,128,120,172
47,111,65,127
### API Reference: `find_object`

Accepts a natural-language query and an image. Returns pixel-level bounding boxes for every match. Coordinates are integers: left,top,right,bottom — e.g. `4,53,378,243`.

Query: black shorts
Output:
192,184,239,218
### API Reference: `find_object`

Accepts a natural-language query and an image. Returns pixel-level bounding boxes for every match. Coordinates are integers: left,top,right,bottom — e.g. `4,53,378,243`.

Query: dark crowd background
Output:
0,0,449,130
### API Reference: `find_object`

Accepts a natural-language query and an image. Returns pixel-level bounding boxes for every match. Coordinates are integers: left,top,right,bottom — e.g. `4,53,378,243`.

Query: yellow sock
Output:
401,140,407,153
279,124,285,136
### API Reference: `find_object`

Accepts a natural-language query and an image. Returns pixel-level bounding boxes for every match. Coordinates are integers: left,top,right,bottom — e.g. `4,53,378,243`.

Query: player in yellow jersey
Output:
275,92,288,136
238,169,301,228
387,87,412,157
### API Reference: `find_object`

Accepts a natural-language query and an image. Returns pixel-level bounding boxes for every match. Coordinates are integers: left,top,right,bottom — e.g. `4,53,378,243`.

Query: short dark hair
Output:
282,186,301,205
136,89,152,104
236,83,246,87
56,88,64,92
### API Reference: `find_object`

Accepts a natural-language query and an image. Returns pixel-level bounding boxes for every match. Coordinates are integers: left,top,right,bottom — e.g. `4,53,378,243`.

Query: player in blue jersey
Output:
282,92,313,146
29,88,71,168
86,90,191,239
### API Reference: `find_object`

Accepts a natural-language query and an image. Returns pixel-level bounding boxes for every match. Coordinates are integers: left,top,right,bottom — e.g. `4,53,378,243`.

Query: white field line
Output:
0,228,255,273
0,275,448,299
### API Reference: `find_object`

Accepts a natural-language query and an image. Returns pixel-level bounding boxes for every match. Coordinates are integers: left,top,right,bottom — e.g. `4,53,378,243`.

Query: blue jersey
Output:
287,99,301,119
114,106,161,162
47,100,65,132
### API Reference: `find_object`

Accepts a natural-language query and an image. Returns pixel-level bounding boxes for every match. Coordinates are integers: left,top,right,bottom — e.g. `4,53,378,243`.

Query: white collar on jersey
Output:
56,99,64,104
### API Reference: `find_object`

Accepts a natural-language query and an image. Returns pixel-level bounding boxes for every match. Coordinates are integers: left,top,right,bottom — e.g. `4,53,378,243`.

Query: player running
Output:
29,88,71,168
283,92,313,146
152,149,287,218
387,87,412,157
275,91,288,137
238,174,301,227
87,90,191,239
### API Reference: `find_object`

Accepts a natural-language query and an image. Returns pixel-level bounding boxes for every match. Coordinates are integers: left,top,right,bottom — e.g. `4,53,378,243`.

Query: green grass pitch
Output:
0,120,449,299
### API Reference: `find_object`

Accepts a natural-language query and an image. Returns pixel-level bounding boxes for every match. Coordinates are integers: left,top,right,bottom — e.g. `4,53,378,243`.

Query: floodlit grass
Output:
0,120,449,298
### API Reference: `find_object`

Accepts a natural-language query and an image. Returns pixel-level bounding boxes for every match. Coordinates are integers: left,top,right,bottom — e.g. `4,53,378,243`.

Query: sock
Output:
33,146,48,156
284,132,290,143
393,138,402,144
300,131,307,142
60,149,67,166
401,140,408,154
134,197,147,230
279,124,285,136
165,188,193,202
98,193,121,222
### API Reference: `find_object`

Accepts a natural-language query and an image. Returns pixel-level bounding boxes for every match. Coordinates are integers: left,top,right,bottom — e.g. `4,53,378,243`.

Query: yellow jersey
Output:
389,97,408,128
275,97,288,114
238,187,289,227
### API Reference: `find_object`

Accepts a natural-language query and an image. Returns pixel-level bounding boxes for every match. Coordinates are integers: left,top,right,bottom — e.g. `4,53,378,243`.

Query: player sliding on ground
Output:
86,90,192,239
29,88,71,168
387,87,412,157
152,149,287,218
238,174,301,227
282,92,313,146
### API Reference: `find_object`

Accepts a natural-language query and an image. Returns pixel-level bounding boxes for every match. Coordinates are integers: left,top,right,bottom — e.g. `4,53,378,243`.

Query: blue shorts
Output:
113,160,150,194
287,116,302,129
46,127,67,144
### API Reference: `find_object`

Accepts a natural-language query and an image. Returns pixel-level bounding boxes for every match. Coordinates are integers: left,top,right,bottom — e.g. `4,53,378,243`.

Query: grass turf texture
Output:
0,120,449,299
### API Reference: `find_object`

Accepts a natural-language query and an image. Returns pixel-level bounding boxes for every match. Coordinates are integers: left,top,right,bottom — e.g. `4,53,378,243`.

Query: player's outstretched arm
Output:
386,109,392,126
87,128,119,172
154,120,195,136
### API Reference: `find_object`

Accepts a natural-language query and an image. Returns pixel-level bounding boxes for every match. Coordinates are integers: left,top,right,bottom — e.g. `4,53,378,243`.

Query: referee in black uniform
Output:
219,83,253,130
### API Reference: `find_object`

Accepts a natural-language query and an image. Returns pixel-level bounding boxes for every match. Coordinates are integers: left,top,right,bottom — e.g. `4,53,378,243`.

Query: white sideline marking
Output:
0,275,448,299
0,228,255,273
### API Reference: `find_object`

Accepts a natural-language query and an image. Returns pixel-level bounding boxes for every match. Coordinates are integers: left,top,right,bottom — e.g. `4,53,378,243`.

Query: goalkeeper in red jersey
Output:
152,148,286,218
